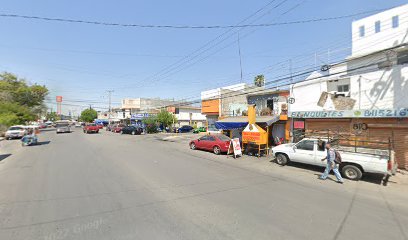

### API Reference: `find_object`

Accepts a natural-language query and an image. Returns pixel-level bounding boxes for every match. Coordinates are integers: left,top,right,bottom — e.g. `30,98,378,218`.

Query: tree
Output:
143,116,158,133
80,109,97,123
0,72,49,129
0,72,48,107
46,112,61,121
156,109,177,128
254,74,265,87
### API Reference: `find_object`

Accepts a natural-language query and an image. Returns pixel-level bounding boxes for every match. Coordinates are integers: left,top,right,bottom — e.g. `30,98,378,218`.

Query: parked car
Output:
83,124,99,134
271,138,392,181
5,125,26,140
121,126,143,135
189,134,231,155
38,123,47,129
175,125,194,133
74,122,82,128
113,124,125,133
193,127,206,134
96,124,104,130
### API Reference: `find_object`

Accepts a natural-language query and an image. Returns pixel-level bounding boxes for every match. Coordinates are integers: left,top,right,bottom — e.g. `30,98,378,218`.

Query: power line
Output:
0,9,385,29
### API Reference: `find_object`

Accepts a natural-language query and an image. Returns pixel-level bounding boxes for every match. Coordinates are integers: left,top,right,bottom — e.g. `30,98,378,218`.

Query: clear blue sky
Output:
0,0,406,114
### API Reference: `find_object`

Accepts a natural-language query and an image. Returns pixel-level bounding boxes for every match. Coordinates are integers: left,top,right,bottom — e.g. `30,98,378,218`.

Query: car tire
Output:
341,165,362,181
131,131,136,135
190,143,196,150
213,146,221,155
276,153,289,166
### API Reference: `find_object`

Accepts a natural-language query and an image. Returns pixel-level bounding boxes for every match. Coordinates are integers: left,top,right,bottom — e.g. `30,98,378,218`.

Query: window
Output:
375,21,381,33
337,84,349,92
359,25,365,37
200,136,209,141
296,140,314,151
217,134,231,141
392,16,399,28
397,50,408,65
317,140,326,151
208,136,216,141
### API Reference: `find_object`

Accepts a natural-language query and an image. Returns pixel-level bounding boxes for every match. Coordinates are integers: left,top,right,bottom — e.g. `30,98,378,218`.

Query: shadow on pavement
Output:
32,141,51,146
0,154,12,161
273,161,385,185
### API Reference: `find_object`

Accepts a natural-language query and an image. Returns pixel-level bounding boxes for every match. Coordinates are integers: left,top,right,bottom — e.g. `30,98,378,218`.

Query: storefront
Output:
291,109,408,170
215,115,287,147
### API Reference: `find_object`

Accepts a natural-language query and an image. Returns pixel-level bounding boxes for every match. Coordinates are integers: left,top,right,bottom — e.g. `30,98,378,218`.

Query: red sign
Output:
242,131,261,142
56,96,63,102
294,121,305,129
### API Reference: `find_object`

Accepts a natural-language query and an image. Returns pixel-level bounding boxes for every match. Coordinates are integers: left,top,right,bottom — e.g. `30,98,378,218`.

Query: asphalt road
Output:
0,129,407,240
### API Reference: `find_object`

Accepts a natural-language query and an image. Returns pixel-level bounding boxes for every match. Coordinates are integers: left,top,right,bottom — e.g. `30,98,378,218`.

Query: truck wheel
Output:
276,153,289,165
213,146,221,155
341,165,362,181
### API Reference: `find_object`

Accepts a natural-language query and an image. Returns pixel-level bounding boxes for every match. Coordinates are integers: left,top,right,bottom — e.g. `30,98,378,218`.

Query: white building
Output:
167,106,206,127
289,4,408,170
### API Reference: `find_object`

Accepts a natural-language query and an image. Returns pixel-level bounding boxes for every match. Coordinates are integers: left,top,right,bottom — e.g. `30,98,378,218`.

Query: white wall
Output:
352,4,408,57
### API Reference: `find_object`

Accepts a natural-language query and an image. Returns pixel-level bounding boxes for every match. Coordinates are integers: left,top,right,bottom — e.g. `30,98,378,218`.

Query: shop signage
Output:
228,138,242,158
290,108,408,118
294,121,305,129
242,131,261,142
131,113,150,119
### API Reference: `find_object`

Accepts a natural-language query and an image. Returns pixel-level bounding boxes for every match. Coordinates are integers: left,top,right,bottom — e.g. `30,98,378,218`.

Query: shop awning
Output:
215,115,280,130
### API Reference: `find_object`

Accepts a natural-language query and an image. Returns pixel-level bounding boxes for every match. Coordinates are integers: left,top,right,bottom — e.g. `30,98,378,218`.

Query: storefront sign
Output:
294,121,305,129
290,109,408,118
242,131,261,142
228,138,242,158
131,113,150,119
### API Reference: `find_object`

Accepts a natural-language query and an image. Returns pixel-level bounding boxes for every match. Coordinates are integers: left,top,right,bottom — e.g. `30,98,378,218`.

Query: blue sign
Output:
131,113,150,120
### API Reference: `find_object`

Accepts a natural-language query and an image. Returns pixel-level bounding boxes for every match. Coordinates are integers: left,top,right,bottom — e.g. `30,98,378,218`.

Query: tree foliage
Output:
46,112,61,121
254,74,265,87
143,116,158,133
0,72,48,128
80,109,98,123
156,109,176,128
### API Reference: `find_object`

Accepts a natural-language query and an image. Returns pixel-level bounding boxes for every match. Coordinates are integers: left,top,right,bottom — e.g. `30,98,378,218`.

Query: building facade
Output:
289,4,408,169
167,106,206,127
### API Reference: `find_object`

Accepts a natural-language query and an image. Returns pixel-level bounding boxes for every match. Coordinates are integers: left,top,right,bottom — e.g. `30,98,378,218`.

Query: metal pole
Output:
107,90,114,124
238,33,243,83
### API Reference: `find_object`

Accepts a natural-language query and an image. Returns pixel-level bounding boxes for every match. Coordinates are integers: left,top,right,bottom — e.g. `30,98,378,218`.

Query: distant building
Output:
201,83,248,130
166,105,206,127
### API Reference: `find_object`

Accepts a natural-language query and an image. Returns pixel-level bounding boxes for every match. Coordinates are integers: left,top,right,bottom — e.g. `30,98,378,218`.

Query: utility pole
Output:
238,33,243,83
289,59,294,142
107,90,114,124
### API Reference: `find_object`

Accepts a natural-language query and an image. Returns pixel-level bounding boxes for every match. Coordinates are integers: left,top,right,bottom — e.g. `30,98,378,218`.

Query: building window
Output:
337,84,349,92
392,15,399,28
375,21,381,33
397,50,408,65
359,25,365,37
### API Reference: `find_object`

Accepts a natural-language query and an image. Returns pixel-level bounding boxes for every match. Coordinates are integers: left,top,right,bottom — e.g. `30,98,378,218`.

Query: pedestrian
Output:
319,142,344,184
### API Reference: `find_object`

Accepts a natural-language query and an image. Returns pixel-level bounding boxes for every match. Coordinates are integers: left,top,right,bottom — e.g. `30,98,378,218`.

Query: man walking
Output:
320,142,344,184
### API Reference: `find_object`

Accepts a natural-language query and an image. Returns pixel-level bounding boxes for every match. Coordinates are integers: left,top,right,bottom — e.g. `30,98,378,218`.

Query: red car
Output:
83,124,99,134
189,134,231,155
96,124,104,129
113,125,124,133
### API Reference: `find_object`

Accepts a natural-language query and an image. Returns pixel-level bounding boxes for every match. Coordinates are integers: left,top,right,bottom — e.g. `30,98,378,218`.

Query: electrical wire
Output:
0,9,386,29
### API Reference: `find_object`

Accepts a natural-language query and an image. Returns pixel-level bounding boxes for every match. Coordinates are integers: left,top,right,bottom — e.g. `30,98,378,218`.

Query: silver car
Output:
56,123,71,134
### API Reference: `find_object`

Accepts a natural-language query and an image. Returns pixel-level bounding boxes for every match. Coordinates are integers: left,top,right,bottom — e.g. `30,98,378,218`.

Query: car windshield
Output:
217,135,231,141
8,127,22,131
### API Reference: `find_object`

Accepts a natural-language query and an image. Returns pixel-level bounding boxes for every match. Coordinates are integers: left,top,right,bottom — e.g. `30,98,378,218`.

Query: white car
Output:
271,138,392,180
5,125,27,140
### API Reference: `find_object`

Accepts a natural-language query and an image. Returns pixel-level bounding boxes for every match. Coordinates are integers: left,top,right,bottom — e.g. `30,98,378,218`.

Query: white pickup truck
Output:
271,138,393,180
